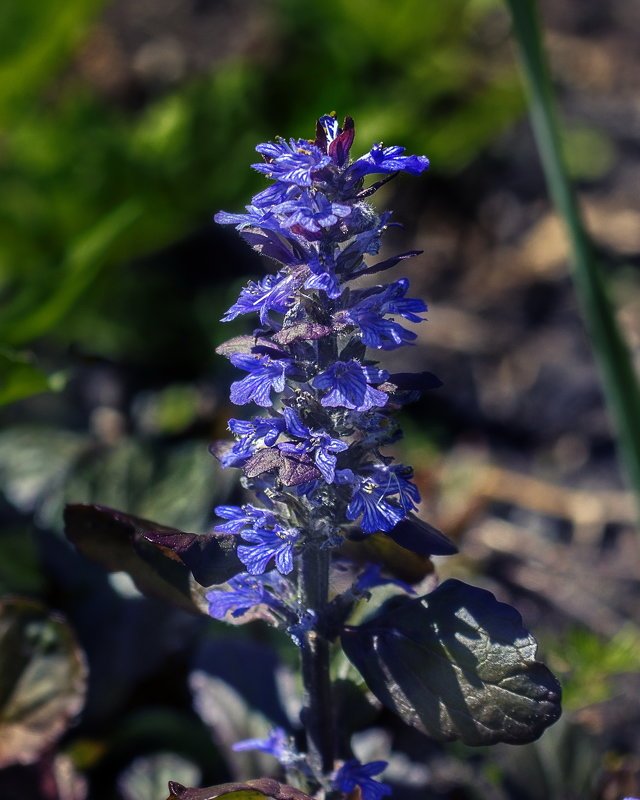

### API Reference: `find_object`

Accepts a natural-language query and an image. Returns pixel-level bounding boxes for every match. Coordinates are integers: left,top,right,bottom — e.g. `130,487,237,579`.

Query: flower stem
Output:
298,541,334,782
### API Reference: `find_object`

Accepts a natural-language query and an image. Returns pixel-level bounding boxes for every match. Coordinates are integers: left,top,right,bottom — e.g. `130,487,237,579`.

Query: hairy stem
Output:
298,542,334,782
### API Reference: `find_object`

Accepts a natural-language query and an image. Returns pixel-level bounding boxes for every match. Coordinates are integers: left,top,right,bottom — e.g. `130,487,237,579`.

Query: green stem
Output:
505,0,640,509
298,542,334,781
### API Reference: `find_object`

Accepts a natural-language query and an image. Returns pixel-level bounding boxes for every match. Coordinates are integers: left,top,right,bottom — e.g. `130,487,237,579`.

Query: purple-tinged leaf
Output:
356,250,423,277
64,504,240,614
341,579,562,746
272,322,332,346
386,514,457,556
143,530,242,587
243,449,320,486
278,451,320,486
328,116,355,166
167,778,314,800
243,449,284,479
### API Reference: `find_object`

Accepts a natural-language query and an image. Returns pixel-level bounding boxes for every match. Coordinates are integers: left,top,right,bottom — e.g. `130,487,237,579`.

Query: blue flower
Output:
347,310,418,350
347,475,406,533
345,279,427,349
305,251,341,299
286,608,318,647
237,524,301,574
214,204,289,236
222,271,302,325
276,192,352,236
253,138,331,187
229,417,285,446
232,727,298,766
372,464,421,513
278,407,348,483
348,143,430,181
313,361,389,411
216,435,256,469
349,279,426,321
376,278,427,321
251,181,301,208
206,572,283,619
219,417,285,468
337,214,393,274
229,353,290,407
333,760,391,800
213,503,278,534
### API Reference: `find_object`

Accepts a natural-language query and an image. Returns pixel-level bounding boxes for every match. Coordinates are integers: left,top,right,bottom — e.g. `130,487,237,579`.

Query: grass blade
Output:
505,0,640,507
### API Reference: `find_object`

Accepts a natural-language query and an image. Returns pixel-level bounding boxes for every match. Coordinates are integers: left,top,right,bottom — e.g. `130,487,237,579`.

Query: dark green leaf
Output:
0,597,87,767
338,533,434,585
167,778,314,800
64,504,241,614
341,579,561,745
386,513,457,556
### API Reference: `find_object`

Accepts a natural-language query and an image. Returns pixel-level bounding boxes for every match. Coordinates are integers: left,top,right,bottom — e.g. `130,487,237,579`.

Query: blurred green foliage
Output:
0,0,522,405
546,624,640,711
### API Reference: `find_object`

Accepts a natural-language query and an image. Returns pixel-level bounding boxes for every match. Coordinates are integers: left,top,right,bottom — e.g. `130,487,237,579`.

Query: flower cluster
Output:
206,114,451,626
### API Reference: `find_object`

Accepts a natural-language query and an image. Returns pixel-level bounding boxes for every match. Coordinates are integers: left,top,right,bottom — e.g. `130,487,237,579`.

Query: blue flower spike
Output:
211,114,443,648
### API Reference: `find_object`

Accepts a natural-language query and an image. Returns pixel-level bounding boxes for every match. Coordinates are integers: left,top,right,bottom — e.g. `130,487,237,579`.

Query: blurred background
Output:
1,0,640,798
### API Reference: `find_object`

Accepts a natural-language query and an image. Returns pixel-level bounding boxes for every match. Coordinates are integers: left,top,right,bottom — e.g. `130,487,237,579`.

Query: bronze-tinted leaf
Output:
63,504,240,614
277,451,319,486
0,597,87,767
167,778,314,800
142,530,242,588
243,449,283,479
272,323,332,346
215,336,279,359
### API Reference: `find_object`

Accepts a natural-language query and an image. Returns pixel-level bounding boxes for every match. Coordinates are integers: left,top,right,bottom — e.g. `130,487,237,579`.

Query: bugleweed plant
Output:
66,114,561,800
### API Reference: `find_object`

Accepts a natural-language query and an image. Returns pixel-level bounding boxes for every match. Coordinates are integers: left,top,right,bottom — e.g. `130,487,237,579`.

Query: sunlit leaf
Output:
119,752,201,800
0,426,87,521
341,579,562,745
0,597,87,767
64,504,241,614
